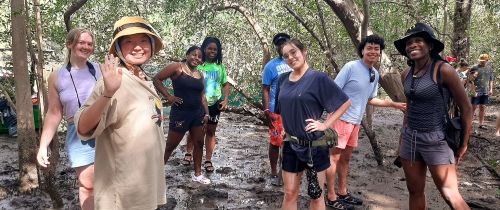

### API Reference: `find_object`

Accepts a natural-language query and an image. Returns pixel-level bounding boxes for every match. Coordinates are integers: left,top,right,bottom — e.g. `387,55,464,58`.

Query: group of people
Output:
34,16,493,210
263,22,479,210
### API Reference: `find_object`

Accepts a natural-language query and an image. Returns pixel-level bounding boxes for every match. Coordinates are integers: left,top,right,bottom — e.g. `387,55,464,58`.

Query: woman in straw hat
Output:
36,28,100,210
74,16,166,209
394,22,472,210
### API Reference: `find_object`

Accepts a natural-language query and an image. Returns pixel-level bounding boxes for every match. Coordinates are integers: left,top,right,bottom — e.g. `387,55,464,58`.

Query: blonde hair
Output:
64,28,94,64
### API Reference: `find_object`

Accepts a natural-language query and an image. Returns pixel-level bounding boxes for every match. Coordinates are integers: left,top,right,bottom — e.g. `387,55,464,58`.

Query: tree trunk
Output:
451,0,472,61
34,0,63,207
63,0,89,32
323,0,406,103
11,0,39,192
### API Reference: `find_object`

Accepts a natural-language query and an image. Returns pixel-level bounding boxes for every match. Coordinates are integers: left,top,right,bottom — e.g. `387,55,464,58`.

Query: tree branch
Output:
314,0,339,74
63,0,88,32
284,5,339,73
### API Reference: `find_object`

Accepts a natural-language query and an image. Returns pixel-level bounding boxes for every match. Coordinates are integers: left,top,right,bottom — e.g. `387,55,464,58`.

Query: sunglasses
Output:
369,68,375,83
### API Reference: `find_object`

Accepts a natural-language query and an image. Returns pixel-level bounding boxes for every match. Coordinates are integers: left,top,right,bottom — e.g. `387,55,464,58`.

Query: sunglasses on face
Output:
369,68,375,83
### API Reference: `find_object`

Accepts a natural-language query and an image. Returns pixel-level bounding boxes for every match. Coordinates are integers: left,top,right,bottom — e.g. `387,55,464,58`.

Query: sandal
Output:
337,192,363,205
204,160,215,172
192,174,211,184
325,198,354,210
478,125,488,130
180,153,192,166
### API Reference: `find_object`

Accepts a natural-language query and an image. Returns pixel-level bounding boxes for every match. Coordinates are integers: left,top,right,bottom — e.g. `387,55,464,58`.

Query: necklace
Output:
181,63,200,79
413,57,431,78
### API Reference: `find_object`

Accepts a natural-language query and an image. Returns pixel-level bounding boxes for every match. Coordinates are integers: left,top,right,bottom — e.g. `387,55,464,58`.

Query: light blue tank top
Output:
56,62,101,121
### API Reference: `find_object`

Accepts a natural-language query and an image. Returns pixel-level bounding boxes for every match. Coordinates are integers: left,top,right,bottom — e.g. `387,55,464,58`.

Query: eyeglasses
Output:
369,68,375,83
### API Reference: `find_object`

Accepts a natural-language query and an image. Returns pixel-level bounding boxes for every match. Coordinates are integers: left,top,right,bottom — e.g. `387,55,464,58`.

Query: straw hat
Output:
478,54,490,62
394,23,444,58
108,16,163,56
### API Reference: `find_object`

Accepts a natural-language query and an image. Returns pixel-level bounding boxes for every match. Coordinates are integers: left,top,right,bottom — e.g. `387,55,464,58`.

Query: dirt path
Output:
0,103,499,209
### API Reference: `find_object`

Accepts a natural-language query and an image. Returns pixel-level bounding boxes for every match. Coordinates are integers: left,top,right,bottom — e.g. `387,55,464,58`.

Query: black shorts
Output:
207,100,222,125
281,141,330,173
471,95,489,105
169,108,204,133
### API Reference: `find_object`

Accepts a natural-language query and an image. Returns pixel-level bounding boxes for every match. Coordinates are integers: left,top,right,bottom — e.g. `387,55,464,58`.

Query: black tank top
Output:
404,61,449,131
172,70,204,111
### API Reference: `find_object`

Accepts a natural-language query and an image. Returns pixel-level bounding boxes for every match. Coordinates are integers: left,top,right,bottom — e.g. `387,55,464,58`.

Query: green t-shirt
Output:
197,62,228,106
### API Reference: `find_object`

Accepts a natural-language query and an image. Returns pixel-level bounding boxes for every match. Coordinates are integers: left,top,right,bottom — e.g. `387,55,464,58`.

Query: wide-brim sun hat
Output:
394,22,444,58
108,16,164,56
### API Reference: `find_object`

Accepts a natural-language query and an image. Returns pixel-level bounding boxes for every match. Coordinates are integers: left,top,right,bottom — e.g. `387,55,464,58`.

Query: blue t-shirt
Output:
277,69,349,141
335,59,379,124
262,57,292,112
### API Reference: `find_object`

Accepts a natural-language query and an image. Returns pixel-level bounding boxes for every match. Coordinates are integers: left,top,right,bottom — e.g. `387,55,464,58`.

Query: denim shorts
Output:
66,123,95,168
399,127,455,165
471,95,489,105
282,141,330,173
169,108,204,133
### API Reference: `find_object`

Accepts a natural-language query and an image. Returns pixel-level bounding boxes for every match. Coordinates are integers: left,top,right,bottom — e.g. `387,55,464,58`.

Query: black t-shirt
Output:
277,69,349,141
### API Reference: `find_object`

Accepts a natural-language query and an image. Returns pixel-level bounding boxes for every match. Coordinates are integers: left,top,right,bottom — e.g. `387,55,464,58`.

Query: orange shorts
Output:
268,113,285,146
332,120,360,149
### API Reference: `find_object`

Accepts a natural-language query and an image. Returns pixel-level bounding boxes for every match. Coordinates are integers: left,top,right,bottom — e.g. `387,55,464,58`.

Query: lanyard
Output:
66,61,97,107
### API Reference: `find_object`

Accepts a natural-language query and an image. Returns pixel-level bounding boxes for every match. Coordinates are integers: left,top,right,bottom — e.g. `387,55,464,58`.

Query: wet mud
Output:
1,100,499,209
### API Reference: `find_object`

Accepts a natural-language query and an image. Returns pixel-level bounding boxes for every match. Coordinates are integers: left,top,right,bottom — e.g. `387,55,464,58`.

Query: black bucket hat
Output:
394,22,444,57
272,33,291,46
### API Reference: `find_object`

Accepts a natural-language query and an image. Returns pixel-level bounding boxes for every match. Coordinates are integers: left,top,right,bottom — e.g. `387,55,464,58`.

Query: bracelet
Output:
102,95,112,99
264,109,270,112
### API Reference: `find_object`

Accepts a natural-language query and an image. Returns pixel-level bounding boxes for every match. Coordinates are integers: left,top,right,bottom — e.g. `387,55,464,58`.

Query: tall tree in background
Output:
10,0,39,192
451,0,472,61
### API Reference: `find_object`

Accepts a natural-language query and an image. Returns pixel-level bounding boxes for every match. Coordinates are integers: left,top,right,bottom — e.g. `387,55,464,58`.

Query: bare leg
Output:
164,129,187,164
472,105,477,119
75,164,94,210
189,126,205,176
186,133,194,154
478,105,486,126
281,170,302,210
337,146,354,195
401,158,427,210
309,170,326,210
495,113,500,136
428,164,470,210
269,143,280,175
326,147,341,201
205,124,217,161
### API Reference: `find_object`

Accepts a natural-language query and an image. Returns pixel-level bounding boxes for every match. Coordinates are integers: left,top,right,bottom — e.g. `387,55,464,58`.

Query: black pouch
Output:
306,167,322,199
323,128,338,148
445,116,463,154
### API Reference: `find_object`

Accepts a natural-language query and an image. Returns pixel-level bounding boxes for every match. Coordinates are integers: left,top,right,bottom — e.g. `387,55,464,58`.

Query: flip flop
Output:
204,160,215,172
180,153,192,166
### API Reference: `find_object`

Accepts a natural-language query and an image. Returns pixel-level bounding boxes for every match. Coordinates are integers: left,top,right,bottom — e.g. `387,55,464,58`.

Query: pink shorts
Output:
332,120,360,149
268,113,285,146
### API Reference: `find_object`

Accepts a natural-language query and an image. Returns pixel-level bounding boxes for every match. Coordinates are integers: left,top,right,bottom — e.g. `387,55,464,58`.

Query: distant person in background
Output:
470,54,495,130
456,59,469,86
36,28,101,210
185,36,230,173
261,33,292,186
154,46,211,184
495,113,500,137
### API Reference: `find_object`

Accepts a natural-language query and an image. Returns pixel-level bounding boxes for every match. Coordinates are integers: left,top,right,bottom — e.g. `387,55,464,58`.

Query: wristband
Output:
103,95,112,99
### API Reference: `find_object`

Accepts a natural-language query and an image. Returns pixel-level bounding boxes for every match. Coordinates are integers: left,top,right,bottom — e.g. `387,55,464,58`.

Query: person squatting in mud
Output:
75,16,167,209
394,22,472,210
276,38,351,210
184,36,231,173
154,46,212,184
37,28,101,210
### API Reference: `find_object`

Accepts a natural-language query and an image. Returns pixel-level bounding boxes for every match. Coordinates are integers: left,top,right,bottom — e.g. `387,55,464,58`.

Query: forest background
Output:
0,0,499,208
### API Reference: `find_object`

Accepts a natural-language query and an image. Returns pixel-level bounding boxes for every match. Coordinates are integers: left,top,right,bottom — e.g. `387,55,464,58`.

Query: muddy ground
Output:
0,99,499,210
